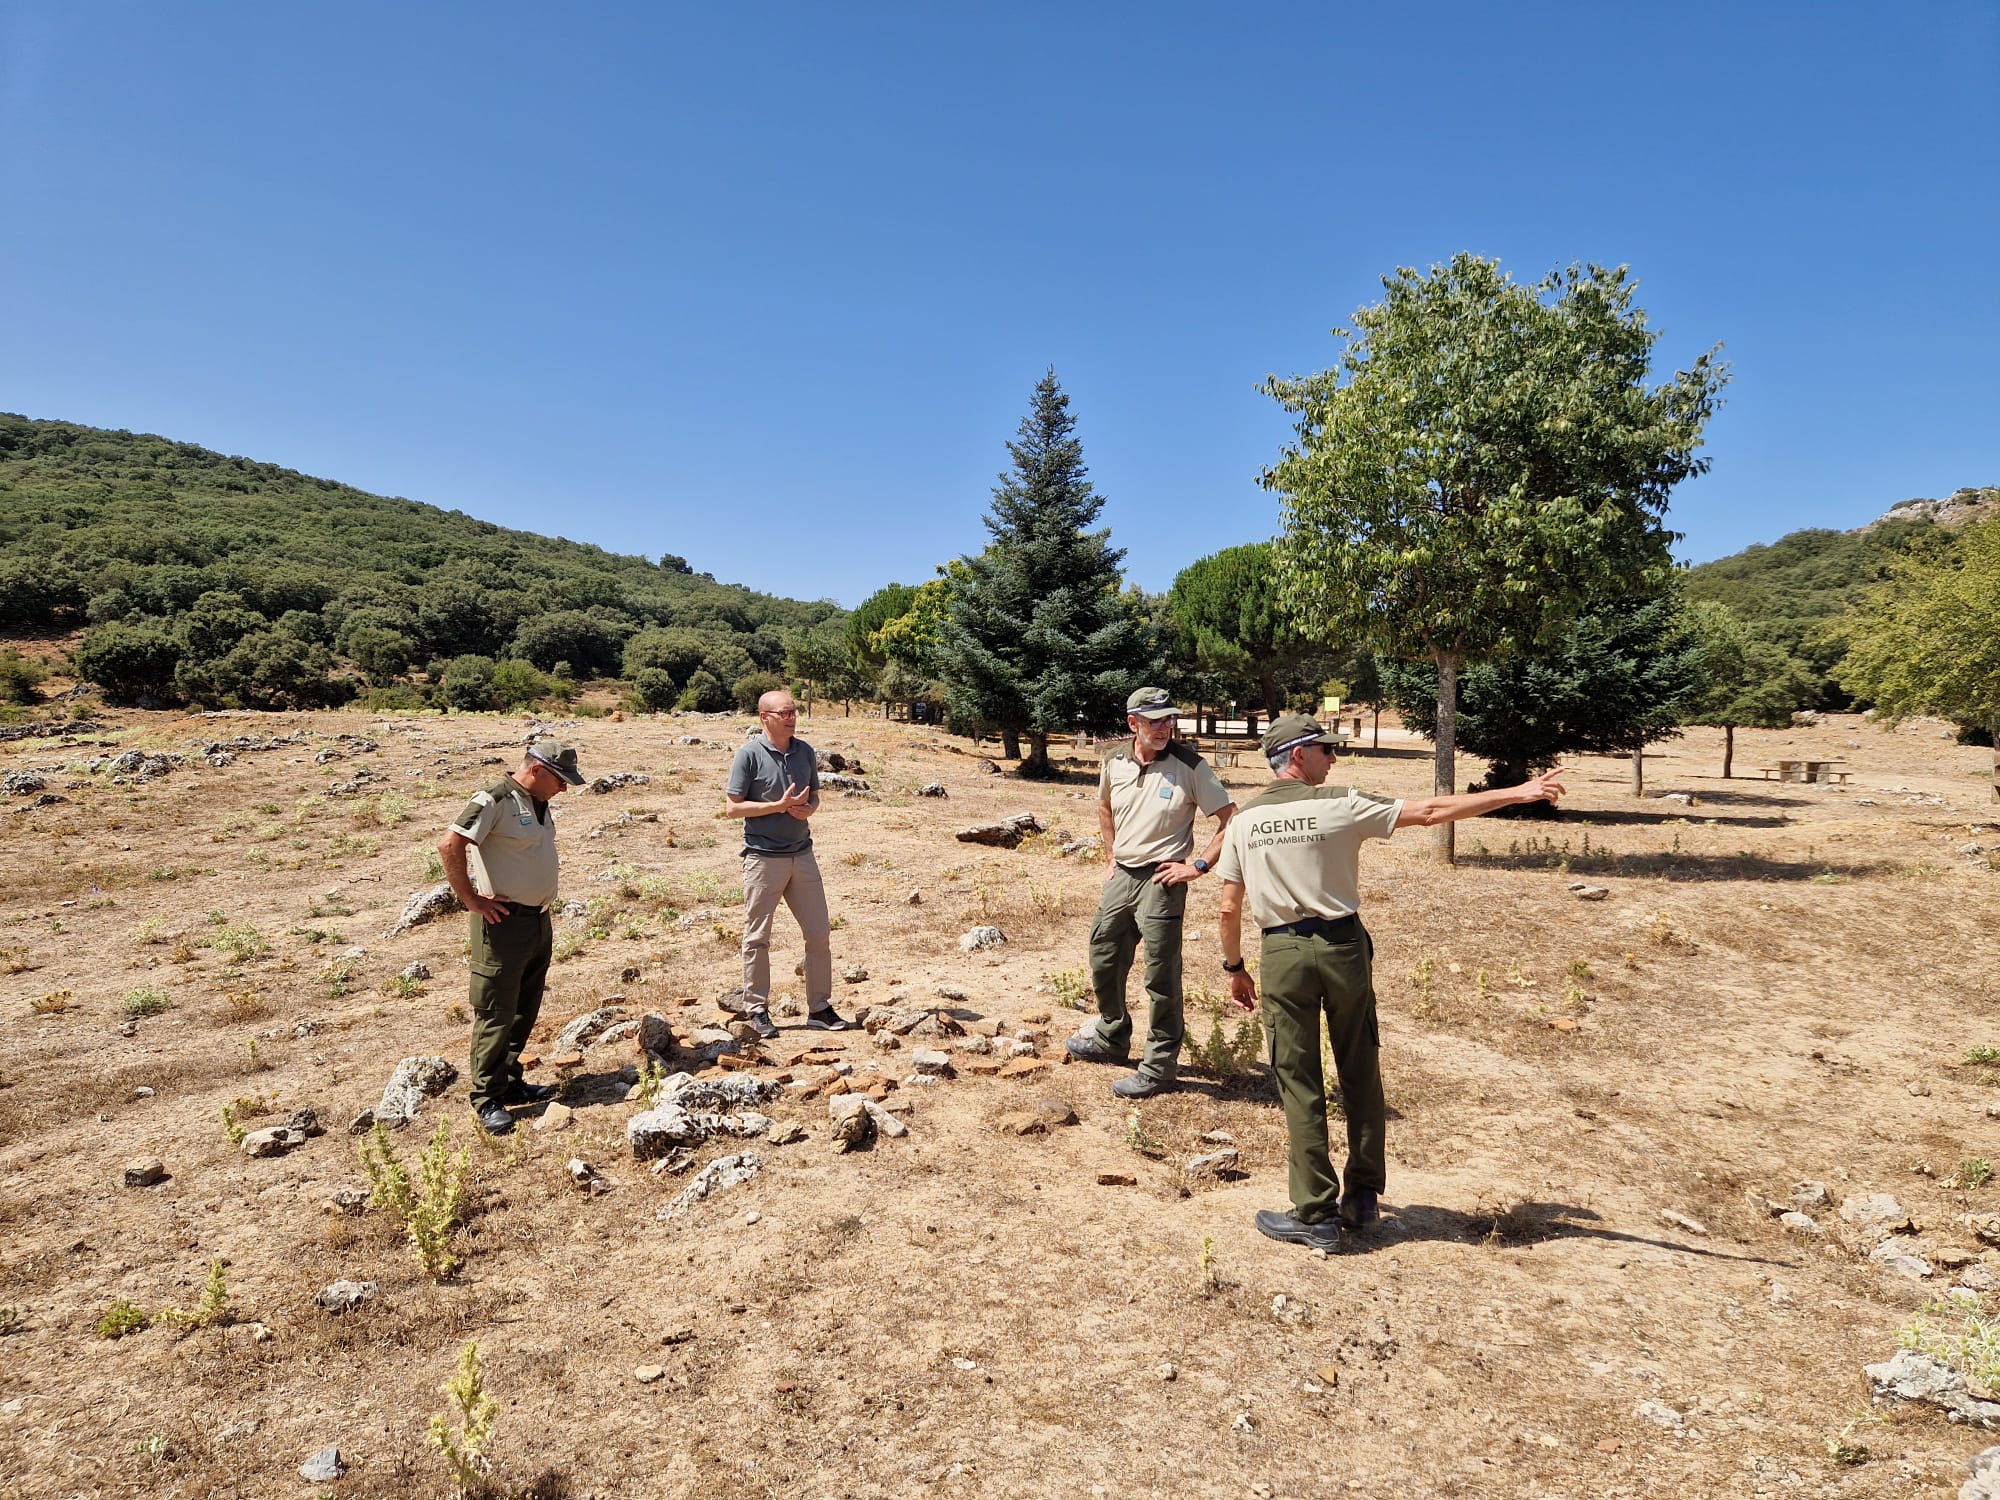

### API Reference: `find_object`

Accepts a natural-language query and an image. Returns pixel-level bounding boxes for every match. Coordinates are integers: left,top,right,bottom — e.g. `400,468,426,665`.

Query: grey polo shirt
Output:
726,734,820,856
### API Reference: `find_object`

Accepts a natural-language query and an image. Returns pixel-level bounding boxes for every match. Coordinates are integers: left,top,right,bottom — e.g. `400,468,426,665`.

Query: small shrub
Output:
222,988,268,1019
1408,950,1436,1017
419,848,446,883
353,793,411,829
1950,1157,1993,1191
1049,968,1089,1010
121,986,172,1018
0,650,47,705
1186,992,1263,1078
1965,1046,2000,1066
321,955,364,997
97,1299,148,1339
220,1092,276,1144
359,1120,468,1279
0,946,37,974
29,990,71,1015
159,1259,229,1332
383,973,424,998
428,1341,500,1496
1899,1300,2000,1390
208,922,268,962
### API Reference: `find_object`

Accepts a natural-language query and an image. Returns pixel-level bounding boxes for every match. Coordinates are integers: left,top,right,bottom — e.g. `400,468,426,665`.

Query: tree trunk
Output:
1001,727,1021,761
1630,747,1645,797
1722,724,1734,779
1019,731,1053,779
1432,653,1457,866
1372,705,1380,752
1991,714,1998,801
1260,670,1280,717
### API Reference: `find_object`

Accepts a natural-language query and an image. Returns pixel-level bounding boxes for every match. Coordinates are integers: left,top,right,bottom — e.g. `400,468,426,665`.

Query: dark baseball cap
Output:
526,740,585,786
1125,686,1179,720
1259,713,1348,758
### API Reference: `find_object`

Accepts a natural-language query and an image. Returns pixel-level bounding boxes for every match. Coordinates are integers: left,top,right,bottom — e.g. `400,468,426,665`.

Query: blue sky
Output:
3,2,1994,607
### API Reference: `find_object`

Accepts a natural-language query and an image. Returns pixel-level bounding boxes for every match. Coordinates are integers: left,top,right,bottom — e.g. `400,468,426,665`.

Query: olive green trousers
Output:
1259,924,1385,1224
467,907,552,1112
1086,864,1187,1080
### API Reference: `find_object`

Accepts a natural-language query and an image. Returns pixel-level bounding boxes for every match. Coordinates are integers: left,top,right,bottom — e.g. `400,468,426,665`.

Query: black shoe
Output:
476,1104,516,1136
1255,1208,1340,1252
505,1080,560,1105
744,1008,780,1041
1110,1070,1173,1099
1337,1187,1380,1232
805,1007,855,1032
1064,1033,1129,1065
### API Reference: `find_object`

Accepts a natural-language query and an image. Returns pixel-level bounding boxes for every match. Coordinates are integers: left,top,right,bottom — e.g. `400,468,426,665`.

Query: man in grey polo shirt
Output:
1065,686,1236,1098
724,688,853,1038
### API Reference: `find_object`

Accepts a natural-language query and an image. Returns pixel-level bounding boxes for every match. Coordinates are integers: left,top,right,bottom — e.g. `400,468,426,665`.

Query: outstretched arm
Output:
1394,767,1567,829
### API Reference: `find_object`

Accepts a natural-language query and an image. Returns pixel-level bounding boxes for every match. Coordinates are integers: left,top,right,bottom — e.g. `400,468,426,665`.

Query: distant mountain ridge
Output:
1856,485,1998,533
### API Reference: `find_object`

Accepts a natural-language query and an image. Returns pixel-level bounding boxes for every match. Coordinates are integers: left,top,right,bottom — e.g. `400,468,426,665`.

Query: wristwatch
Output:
1192,858,1210,874
1221,957,1246,974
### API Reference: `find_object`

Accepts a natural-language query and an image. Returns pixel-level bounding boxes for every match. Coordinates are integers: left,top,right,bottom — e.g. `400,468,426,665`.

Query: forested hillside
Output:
0,414,840,708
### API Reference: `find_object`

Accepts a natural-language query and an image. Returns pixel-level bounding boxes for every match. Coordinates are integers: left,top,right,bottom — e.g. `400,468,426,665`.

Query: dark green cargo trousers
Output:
1260,922,1385,1224
1086,864,1188,1080
467,906,552,1112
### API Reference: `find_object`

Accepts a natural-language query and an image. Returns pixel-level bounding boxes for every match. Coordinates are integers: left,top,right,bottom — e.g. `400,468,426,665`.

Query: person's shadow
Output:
1356,1199,1792,1266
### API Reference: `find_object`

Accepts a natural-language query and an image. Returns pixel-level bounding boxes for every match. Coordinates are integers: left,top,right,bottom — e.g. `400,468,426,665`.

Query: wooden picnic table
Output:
1758,758,1850,785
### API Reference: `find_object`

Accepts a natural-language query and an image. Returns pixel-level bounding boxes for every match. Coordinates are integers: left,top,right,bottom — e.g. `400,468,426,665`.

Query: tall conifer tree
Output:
940,370,1157,776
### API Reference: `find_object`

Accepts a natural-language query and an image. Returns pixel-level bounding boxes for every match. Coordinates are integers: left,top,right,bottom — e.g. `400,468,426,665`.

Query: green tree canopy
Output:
1168,542,1334,716
936,370,1158,776
1265,254,1726,859
1682,600,1818,777
1836,516,2000,799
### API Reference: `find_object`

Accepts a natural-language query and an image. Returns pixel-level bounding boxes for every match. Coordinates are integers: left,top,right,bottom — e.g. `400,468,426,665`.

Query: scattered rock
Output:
552,1006,630,1055
283,1108,325,1137
1,771,47,796
828,1093,874,1151
1966,1213,2000,1247
1841,1192,1916,1244
347,1109,376,1136
1159,1362,1177,1381
533,1102,575,1132
1097,1171,1137,1187
905,889,923,904
995,1112,1047,1136
1635,1400,1688,1433
122,1157,166,1188
385,881,462,936
955,813,1044,848
960,926,1007,952
1657,1208,1708,1236
627,1103,773,1159
1186,1148,1240,1179
1199,1129,1236,1146
768,1122,807,1146
1791,1180,1832,1210
862,1097,907,1138
376,1055,458,1125
658,1153,762,1219
1957,1264,2000,1293
324,1187,369,1216
910,1048,953,1076
1865,1349,2000,1428
399,961,431,982
315,1279,379,1313
567,1158,614,1195
842,964,869,983
916,783,948,798
1031,1097,1078,1127
299,1447,345,1483
587,771,650,794
1231,1412,1256,1436
1568,883,1610,900
997,1057,1047,1078
1868,1242,1933,1279
1779,1212,1824,1238
1963,1446,2000,1500
240,1126,309,1157
634,1364,665,1384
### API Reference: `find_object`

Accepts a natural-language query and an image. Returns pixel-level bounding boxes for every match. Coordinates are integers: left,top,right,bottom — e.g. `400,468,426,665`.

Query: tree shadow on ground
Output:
1562,809,1795,828
1461,851,1891,882
1363,1200,1791,1266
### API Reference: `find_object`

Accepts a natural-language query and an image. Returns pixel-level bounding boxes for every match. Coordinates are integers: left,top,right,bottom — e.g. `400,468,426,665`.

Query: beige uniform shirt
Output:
1100,740,1233,867
1217,780,1402,930
451,777,560,908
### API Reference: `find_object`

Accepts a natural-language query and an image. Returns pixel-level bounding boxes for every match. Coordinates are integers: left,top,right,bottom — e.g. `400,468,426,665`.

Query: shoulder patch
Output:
1101,737,1137,764
468,790,494,808
1163,739,1204,769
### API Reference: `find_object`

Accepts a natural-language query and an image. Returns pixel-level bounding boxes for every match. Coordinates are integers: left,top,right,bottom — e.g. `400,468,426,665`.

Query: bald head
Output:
757,689,800,747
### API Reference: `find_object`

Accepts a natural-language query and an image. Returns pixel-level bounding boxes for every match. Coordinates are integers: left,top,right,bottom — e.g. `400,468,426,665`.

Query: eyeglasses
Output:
761,707,798,718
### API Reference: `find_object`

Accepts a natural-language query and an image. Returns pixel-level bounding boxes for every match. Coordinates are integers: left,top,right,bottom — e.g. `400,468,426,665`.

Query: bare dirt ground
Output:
0,703,1995,1499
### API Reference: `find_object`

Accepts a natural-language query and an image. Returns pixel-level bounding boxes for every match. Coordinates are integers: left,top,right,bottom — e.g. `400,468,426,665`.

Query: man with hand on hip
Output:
1218,713,1566,1251
1065,686,1236,1099
724,688,853,1037
437,740,585,1136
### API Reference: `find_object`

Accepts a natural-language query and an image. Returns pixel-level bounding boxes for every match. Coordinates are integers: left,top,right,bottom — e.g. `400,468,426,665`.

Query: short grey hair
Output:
1267,751,1294,775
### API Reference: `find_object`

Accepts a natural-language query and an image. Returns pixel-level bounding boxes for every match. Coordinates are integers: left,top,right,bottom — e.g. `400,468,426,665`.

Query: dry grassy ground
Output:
0,704,1995,1499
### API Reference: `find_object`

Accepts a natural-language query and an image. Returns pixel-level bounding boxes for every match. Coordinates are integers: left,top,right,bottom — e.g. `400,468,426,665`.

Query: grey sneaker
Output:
1254,1209,1340,1252
1064,1033,1129,1065
805,1007,855,1032
1110,1070,1173,1099
743,1008,780,1041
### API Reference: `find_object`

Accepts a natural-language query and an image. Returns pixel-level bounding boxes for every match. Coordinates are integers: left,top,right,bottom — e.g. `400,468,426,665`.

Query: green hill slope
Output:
0,413,840,707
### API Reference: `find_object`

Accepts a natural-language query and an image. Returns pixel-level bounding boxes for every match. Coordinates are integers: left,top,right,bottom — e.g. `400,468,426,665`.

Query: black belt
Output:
1264,914,1362,941
498,899,551,917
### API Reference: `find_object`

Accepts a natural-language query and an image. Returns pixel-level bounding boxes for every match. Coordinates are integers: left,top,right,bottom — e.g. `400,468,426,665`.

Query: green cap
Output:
526,739,585,786
1259,713,1347,758
1125,686,1179,720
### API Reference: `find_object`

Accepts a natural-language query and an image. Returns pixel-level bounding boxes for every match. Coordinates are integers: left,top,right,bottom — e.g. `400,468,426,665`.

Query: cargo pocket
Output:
467,955,505,1014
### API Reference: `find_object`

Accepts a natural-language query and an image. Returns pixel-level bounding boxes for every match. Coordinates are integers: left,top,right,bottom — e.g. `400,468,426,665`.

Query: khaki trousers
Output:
741,851,832,1009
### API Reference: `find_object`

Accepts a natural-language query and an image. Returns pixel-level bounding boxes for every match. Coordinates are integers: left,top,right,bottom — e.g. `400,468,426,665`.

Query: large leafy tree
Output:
1384,592,1703,805
1837,517,2000,799
1682,600,1818,777
1265,254,1727,860
1168,542,1333,717
937,370,1158,776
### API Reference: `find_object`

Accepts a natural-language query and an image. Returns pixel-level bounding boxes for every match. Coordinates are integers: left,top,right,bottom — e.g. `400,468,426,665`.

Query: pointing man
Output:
438,740,585,1136
1217,713,1565,1250
1065,687,1235,1098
